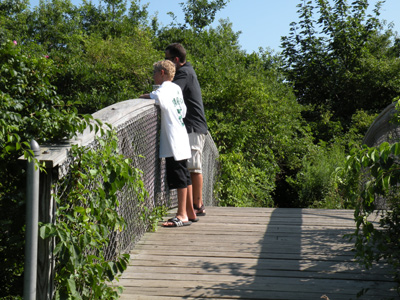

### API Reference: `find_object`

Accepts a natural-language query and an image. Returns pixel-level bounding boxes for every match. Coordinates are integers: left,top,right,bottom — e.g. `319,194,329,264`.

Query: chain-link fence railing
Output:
34,99,219,299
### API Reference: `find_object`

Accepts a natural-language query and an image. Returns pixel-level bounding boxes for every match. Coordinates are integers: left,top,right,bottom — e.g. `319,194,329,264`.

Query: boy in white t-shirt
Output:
140,60,197,227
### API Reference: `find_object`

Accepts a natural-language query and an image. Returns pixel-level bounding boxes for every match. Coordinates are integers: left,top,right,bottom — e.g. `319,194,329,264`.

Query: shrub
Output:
289,142,348,208
40,130,147,299
0,39,92,298
51,34,160,114
339,141,400,293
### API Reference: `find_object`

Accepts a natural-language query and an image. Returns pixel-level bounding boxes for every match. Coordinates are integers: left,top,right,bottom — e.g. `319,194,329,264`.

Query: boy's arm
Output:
140,91,160,106
139,93,151,99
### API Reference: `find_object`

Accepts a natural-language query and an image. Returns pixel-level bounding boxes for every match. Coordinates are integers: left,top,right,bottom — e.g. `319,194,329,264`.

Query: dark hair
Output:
165,43,186,63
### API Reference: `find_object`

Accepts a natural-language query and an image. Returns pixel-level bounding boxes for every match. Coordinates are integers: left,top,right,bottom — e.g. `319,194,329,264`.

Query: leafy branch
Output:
40,129,148,299
340,141,400,294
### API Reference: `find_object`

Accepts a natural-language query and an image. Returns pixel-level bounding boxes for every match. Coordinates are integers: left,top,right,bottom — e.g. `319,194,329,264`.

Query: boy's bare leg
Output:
163,187,189,226
191,172,204,210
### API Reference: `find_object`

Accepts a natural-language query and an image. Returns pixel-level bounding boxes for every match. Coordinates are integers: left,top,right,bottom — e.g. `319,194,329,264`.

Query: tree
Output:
281,0,400,133
0,0,30,42
77,0,151,38
163,0,229,32
52,33,159,114
0,37,93,298
26,0,82,50
128,0,150,27
156,20,314,207
182,0,229,31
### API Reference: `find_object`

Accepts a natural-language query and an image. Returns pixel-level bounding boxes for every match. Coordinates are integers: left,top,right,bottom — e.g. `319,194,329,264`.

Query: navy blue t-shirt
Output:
173,62,208,134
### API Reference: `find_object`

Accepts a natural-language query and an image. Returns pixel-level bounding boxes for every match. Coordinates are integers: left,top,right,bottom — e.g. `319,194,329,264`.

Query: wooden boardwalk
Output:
117,207,398,300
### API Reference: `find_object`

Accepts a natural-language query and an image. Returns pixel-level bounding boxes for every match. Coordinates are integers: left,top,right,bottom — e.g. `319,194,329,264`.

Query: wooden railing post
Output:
36,166,56,300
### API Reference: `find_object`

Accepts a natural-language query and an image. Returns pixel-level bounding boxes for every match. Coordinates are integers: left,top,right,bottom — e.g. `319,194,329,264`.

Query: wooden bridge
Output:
116,207,397,300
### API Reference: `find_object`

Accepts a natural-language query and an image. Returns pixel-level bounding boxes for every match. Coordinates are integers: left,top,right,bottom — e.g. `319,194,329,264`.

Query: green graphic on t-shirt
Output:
174,96,185,127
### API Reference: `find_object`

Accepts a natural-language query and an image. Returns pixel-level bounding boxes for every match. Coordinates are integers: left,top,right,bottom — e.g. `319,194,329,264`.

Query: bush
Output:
289,142,348,208
339,141,400,293
290,109,378,209
40,130,147,299
51,33,160,114
216,151,276,207
0,39,92,297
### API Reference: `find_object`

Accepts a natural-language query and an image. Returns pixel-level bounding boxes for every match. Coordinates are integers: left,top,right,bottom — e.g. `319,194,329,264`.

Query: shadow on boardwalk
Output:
118,207,398,300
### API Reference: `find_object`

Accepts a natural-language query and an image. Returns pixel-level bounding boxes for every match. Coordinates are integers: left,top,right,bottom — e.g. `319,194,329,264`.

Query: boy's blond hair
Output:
153,60,176,81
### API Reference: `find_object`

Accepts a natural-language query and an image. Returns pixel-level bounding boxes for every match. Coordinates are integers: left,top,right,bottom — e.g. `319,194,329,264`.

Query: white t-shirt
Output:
150,81,191,161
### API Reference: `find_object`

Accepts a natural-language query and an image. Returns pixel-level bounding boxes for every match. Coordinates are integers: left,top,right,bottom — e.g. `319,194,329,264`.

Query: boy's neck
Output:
159,79,172,84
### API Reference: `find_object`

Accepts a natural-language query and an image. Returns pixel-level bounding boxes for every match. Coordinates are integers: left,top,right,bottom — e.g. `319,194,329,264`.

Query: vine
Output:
340,141,400,295
40,128,148,299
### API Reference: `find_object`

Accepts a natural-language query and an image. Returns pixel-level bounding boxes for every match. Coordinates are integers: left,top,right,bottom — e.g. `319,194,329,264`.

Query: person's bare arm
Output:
139,93,151,99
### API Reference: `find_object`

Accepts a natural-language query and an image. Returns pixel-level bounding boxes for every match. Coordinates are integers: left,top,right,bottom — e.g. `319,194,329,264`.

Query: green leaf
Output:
67,277,81,299
40,224,55,239
53,242,63,256
74,206,85,214
391,143,400,156
382,175,390,190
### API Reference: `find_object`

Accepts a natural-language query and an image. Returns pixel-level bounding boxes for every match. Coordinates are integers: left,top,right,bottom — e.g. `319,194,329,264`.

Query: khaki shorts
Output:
187,132,206,173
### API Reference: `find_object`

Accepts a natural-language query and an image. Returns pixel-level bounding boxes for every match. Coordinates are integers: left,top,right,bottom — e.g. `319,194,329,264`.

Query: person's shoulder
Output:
180,62,195,71
177,63,196,78
162,81,180,90
162,80,175,87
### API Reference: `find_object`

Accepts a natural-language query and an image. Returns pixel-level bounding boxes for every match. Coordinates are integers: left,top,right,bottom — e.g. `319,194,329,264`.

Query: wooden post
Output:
36,167,56,300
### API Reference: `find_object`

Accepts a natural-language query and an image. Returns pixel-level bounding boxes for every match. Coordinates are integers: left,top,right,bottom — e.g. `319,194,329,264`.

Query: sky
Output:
29,0,400,53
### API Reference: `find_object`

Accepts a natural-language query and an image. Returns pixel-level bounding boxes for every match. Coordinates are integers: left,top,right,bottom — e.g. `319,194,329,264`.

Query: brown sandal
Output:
194,204,206,216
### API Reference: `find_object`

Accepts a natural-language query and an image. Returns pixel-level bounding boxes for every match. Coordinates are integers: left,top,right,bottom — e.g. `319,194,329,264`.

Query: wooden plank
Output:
118,283,395,300
130,250,355,261
118,278,396,294
128,254,392,277
117,207,398,300
131,243,355,256
121,265,393,281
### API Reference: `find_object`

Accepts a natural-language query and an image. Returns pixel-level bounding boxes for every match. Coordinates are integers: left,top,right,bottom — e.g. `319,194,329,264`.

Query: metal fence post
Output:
24,140,41,300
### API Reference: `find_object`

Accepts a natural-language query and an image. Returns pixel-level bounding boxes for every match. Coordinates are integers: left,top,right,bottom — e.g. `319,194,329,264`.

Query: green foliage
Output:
0,37,98,298
27,0,82,49
141,205,168,232
40,129,147,299
291,109,378,209
52,34,160,113
216,152,276,207
21,0,160,114
0,39,92,154
339,141,400,292
0,0,30,42
180,0,229,31
76,0,151,38
281,0,400,131
157,21,314,206
289,141,349,208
